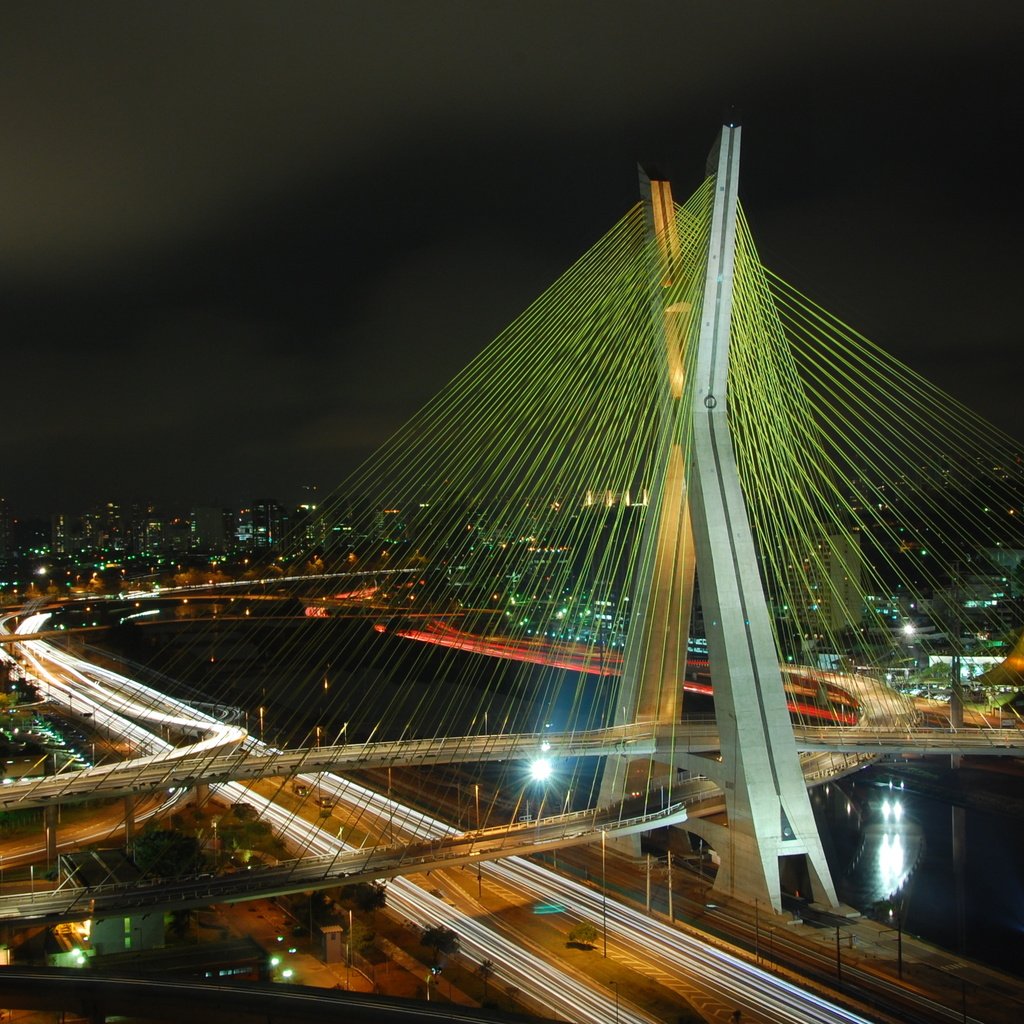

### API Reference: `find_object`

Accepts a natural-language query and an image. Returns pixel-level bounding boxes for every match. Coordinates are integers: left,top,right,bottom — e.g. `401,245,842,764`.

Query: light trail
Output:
0,613,922,1022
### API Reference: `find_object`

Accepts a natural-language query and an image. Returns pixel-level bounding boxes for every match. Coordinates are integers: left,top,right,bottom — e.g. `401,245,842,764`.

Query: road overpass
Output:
0,801,686,926
5,720,1023,813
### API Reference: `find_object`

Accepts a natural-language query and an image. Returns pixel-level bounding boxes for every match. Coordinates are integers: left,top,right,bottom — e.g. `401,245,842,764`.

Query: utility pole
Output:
667,849,674,922
897,908,903,980
645,853,651,914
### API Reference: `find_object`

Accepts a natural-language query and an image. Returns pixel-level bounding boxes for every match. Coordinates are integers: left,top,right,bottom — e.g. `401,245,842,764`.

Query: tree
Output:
169,907,195,940
133,826,205,878
567,921,600,948
343,881,387,913
421,925,460,965
476,958,496,1002
350,917,376,957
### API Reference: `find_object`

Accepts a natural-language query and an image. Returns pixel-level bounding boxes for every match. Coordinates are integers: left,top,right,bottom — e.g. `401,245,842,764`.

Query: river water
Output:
812,759,1024,976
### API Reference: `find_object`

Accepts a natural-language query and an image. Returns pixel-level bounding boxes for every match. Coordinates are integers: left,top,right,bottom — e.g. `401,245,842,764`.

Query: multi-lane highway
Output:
0,607,898,1024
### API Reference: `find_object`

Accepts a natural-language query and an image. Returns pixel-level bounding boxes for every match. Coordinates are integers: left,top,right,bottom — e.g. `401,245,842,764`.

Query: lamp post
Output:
897,911,903,980
315,725,323,806
667,849,674,922
475,782,482,898
610,980,619,1024
889,905,903,980
258,706,265,741
601,829,608,957
645,853,651,914
347,907,353,989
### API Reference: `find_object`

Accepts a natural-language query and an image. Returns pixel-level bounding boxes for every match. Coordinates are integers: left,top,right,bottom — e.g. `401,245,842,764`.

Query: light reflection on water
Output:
815,765,1024,976
819,778,925,909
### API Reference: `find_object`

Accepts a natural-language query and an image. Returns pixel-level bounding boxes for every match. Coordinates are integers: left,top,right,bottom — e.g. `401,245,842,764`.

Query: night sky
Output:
2,2,1022,517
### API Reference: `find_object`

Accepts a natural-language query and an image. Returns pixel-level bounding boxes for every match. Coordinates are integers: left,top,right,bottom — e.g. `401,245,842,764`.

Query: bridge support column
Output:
44,803,58,866
191,782,209,810
950,653,964,769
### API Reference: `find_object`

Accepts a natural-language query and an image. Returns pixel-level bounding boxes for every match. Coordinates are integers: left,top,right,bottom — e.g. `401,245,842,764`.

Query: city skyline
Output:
2,4,1022,517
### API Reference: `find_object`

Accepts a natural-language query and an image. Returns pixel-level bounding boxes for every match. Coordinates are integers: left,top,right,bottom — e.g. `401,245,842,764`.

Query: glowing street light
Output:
529,758,552,783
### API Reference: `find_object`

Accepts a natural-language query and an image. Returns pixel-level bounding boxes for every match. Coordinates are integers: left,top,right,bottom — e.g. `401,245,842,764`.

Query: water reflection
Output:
815,776,924,909
815,764,1024,976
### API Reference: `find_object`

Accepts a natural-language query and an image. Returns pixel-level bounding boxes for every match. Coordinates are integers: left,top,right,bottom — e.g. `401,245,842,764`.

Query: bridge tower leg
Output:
600,171,697,811
686,124,837,911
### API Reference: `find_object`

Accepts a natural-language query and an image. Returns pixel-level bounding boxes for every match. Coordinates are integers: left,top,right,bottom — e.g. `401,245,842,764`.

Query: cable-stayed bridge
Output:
4,123,1024,922
5,720,1024,816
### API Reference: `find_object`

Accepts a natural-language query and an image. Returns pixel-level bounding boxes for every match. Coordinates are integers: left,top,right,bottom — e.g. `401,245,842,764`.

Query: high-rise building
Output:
191,506,230,553
0,498,11,560
238,500,287,551
784,532,863,638
51,513,69,555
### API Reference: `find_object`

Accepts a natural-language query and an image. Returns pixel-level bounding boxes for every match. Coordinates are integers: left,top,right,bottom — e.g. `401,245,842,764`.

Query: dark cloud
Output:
1,1,1022,514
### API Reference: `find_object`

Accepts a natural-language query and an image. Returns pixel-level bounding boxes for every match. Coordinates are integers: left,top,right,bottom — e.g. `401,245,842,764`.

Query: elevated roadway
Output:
0,801,686,925
0,969,556,1024
7,605,1024,816
4,721,1024,812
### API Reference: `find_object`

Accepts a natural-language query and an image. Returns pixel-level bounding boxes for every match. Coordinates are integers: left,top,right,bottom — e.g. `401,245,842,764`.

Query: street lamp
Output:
475,782,482,897
347,907,353,989
888,905,903,979
601,829,608,957
610,980,619,1024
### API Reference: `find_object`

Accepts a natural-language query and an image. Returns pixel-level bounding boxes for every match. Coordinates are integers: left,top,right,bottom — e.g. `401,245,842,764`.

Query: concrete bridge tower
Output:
608,124,839,912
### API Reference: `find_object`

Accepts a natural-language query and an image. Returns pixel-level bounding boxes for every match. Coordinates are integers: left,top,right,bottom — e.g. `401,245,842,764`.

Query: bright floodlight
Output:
530,757,553,783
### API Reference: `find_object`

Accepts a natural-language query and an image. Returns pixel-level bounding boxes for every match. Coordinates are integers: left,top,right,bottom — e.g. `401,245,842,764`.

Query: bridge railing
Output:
0,801,689,923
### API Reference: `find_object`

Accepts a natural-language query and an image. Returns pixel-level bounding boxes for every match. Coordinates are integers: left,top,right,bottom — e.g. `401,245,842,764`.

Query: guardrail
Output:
0,801,687,925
